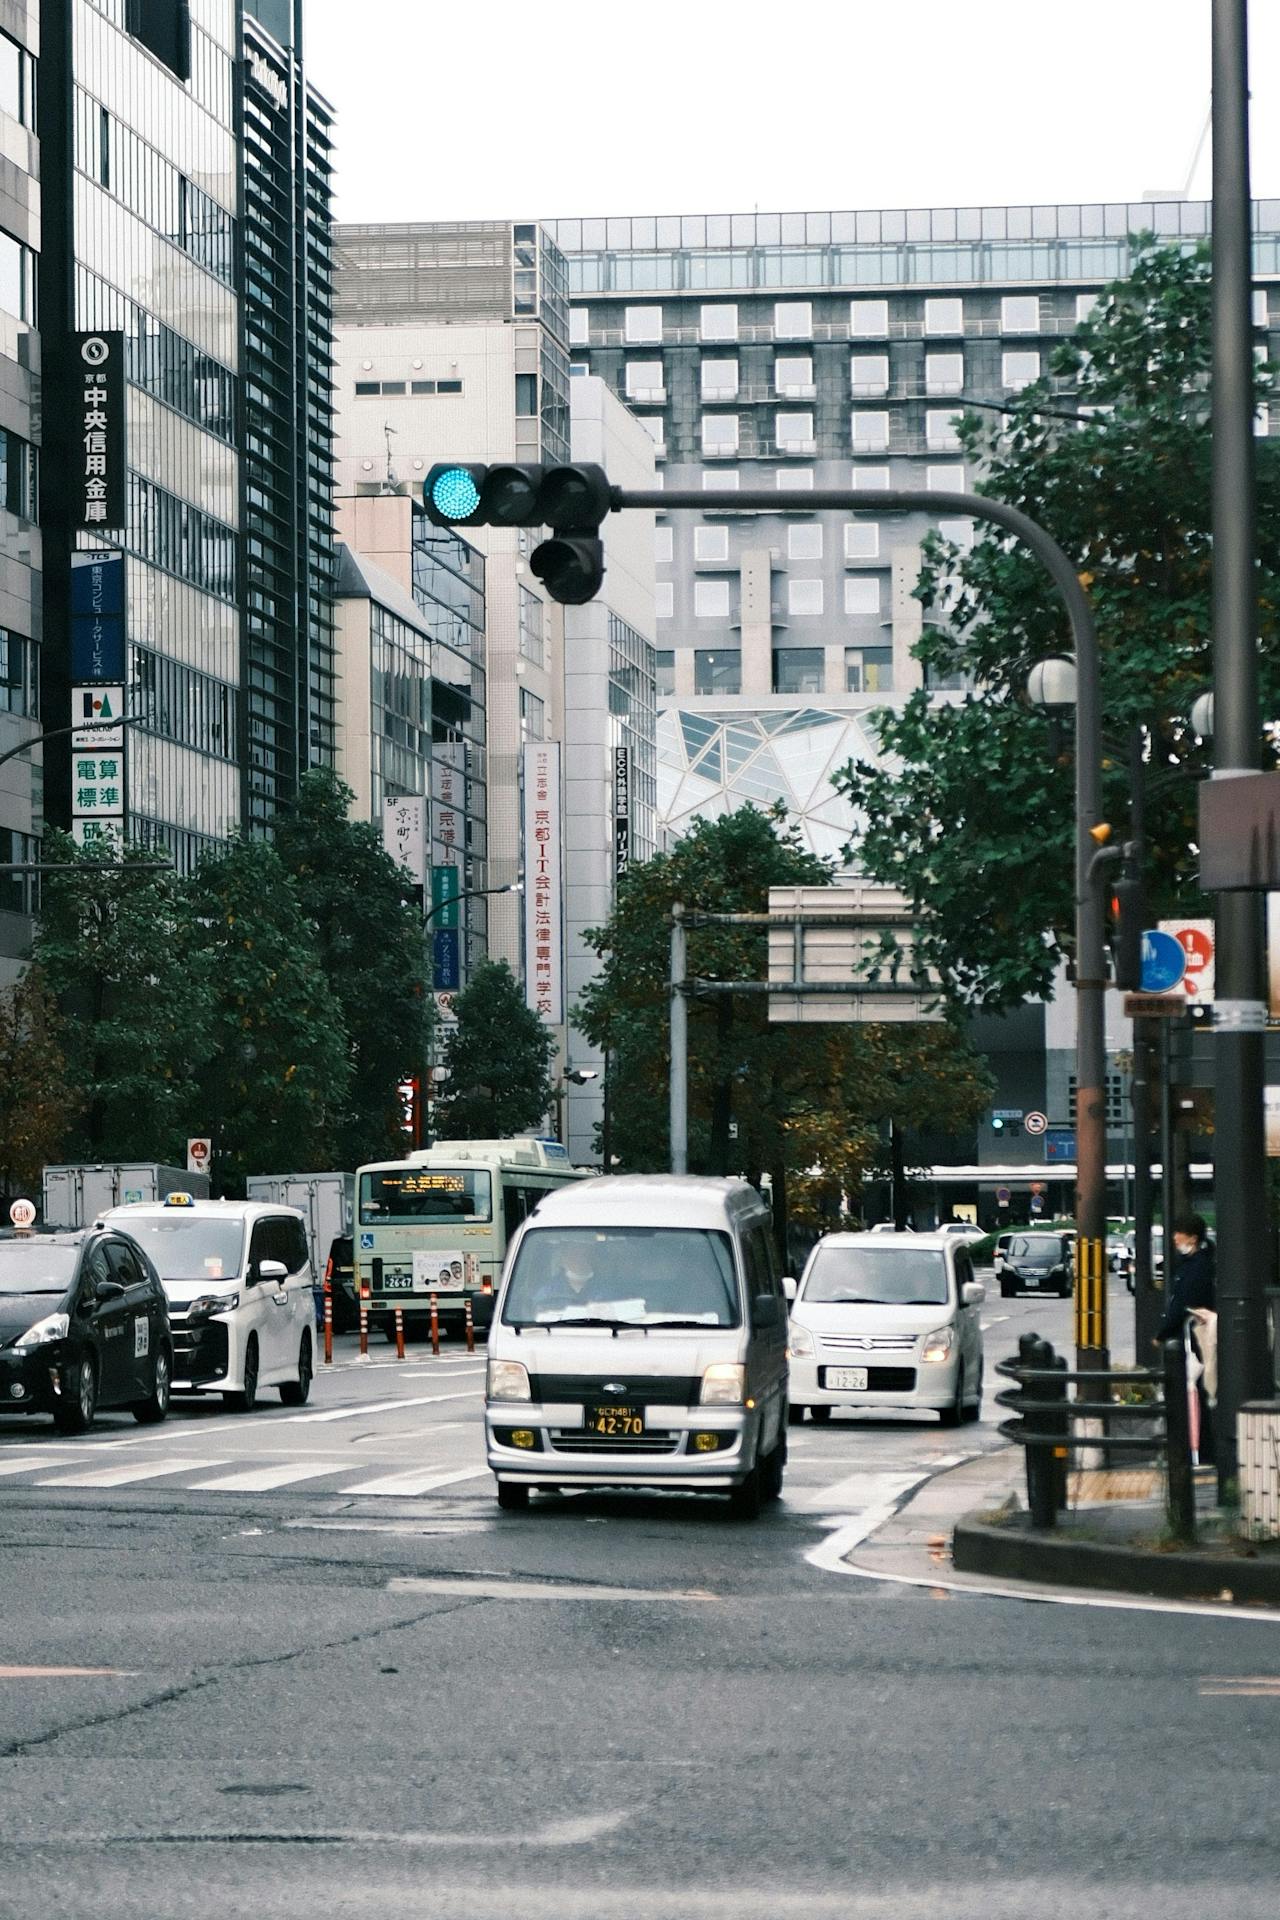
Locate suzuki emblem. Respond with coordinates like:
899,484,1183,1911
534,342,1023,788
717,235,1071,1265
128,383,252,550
603,1381,626,1394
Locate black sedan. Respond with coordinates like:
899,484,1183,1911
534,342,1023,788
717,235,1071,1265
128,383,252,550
997,1230,1074,1299
0,1223,172,1432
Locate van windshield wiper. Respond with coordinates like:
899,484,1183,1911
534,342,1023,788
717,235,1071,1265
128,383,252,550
638,1317,725,1330
511,1315,645,1334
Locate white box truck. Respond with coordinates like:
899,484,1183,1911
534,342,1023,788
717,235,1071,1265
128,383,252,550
245,1172,355,1329
42,1162,210,1228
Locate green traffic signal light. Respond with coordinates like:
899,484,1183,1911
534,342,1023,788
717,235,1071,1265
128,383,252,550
424,463,488,526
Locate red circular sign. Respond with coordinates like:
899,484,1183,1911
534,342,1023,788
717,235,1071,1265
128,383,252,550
1174,926,1213,996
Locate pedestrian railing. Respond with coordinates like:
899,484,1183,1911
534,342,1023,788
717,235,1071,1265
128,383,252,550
995,1332,1195,1541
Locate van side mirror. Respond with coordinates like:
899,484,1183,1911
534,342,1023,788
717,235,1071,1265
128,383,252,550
781,1276,798,1304
752,1293,782,1330
256,1258,289,1285
962,1280,985,1306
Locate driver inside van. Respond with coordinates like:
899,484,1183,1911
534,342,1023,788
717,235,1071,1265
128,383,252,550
531,1243,600,1319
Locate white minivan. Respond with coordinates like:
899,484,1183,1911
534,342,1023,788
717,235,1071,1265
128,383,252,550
484,1176,790,1517
786,1231,985,1426
101,1195,314,1410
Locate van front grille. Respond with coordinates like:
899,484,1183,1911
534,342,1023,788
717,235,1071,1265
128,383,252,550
549,1430,682,1455
533,1375,701,1407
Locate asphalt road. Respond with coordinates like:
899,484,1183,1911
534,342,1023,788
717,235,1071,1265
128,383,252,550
1,1276,1275,1920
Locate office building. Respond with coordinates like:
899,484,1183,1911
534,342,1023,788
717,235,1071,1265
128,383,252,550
0,3,39,987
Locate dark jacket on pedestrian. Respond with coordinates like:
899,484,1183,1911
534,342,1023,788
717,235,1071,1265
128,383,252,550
1157,1242,1216,1342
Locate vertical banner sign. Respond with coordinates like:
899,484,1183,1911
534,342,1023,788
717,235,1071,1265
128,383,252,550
72,332,126,529
69,552,128,848
70,552,126,682
381,794,427,887
432,745,465,991
613,745,631,879
523,741,564,1025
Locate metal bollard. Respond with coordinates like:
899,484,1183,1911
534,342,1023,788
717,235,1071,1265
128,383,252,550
1162,1337,1196,1543
464,1293,475,1354
358,1303,368,1358
394,1306,405,1360
430,1291,440,1356
323,1277,333,1366
1019,1333,1058,1529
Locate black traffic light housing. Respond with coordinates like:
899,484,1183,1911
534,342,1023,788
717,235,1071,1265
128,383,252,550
1109,855,1146,991
422,463,615,604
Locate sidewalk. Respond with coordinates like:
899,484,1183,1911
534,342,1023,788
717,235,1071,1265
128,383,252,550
841,1444,1280,1616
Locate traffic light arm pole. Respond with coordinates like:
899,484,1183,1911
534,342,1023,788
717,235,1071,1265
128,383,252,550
619,486,1107,1367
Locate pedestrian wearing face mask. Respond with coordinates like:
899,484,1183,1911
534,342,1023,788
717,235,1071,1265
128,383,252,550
1157,1212,1216,1465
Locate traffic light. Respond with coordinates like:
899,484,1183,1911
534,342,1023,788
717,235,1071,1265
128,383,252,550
422,462,614,604
1109,860,1145,991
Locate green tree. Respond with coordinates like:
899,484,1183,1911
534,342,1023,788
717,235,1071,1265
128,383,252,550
433,959,555,1139
833,239,1280,1009
0,968,81,1200
273,769,431,1167
187,838,351,1189
33,837,210,1161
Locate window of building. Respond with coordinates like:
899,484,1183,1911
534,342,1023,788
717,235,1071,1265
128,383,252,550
701,357,738,400
655,525,674,564
695,579,731,619
844,575,882,617
702,469,740,491
0,425,37,520
695,526,729,562
624,305,663,344
774,647,824,693
437,379,463,394
1076,293,1099,324
410,380,437,393
0,628,37,717
851,465,890,489
844,521,880,559
775,354,813,393
515,372,538,415
787,578,822,616
927,463,965,491
925,297,964,335
518,585,544,666
936,517,976,552
776,468,814,490
850,299,889,337
851,411,889,451
126,0,192,83
520,686,545,743
927,409,962,450
0,31,36,130
637,415,665,450
0,229,35,325
845,646,893,692
626,360,665,400
775,410,813,450
788,524,823,559
1001,295,1040,333
655,581,674,619
700,304,738,342
569,361,589,378
851,354,889,394
774,301,812,340
1254,289,1270,327
354,380,379,396
656,649,675,695
381,381,406,396
702,414,739,456
925,352,964,394
569,308,590,345
694,649,740,694
1002,350,1041,390
99,105,111,188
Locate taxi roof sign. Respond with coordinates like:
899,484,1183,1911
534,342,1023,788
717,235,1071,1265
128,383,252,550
165,1191,195,1207
9,1198,36,1231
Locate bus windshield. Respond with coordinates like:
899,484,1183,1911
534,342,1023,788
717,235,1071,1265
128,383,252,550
360,1168,493,1226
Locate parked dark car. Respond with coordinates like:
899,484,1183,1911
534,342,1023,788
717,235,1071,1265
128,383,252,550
0,1223,172,1431
998,1230,1074,1299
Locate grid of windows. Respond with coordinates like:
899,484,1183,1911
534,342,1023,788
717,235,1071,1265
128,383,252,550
73,88,235,286
77,266,235,442
608,611,659,864
127,473,235,598
134,646,236,761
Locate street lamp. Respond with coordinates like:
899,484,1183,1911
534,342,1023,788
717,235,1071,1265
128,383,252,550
555,1066,598,1148
422,877,522,931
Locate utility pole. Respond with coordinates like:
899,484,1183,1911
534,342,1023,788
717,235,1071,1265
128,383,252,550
669,903,688,1175
1210,0,1273,1494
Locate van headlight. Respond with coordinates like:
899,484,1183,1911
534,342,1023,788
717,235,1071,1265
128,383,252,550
187,1292,240,1324
787,1322,816,1360
487,1359,531,1402
15,1312,70,1350
700,1362,746,1405
921,1327,955,1364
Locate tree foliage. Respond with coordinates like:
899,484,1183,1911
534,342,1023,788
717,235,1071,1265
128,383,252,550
0,968,80,1201
833,240,1280,1008
274,769,431,1167
433,959,555,1140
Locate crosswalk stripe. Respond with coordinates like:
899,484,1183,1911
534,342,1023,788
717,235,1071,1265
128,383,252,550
285,1388,481,1425
789,1470,922,1513
345,1464,492,1497
36,1457,228,1489
187,1461,349,1493
0,1454,79,1477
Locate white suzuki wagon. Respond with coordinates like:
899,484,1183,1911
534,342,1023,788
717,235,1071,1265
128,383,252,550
101,1195,314,1410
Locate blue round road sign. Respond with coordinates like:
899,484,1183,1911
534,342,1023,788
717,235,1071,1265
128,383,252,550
1140,929,1186,994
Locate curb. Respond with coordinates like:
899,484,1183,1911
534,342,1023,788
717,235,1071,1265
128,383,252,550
953,1514,1280,1608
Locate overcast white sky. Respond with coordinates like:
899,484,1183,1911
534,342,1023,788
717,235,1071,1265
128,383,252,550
305,0,1280,228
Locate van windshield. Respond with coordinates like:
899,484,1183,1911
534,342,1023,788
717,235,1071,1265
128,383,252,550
502,1227,741,1329
115,1217,245,1282
802,1246,949,1307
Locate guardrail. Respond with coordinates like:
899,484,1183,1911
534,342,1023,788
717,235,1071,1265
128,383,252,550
995,1332,1195,1540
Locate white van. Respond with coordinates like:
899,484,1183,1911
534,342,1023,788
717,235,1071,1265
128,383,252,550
484,1176,790,1518
786,1231,985,1426
100,1194,315,1410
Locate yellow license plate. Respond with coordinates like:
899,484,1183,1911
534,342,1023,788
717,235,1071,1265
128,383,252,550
587,1403,645,1437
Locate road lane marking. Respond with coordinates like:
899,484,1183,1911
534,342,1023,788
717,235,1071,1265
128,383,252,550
187,1461,350,1493
35,1457,228,1489
0,1664,138,1678
388,1574,716,1602
790,1470,923,1514
347,1464,492,1496
284,1388,481,1425
1199,1675,1280,1695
